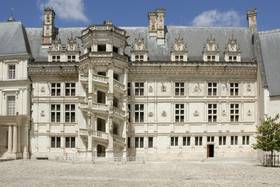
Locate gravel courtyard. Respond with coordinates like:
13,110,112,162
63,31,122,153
0,159,280,187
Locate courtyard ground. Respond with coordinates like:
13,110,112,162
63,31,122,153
0,159,280,187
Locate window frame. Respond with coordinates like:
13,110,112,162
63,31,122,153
51,104,61,123
208,104,217,123
65,104,75,123
175,104,184,123
230,104,239,122
8,64,16,80
134,104,144,123
135,82,144,96
175,82,184,96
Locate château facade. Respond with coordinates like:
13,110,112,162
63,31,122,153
0,8,279,161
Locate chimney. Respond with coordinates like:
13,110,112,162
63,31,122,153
247,8,257,31
42,7,57,47
148,8,166,45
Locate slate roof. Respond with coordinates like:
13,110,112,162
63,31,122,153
124,26,254,62
0,21,30,56
23,25,256,62
259,30,280,96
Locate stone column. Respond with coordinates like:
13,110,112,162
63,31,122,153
8,125,13,153
106,116,114,159
23,125,29,159
17,126,21,153
12,125,17,154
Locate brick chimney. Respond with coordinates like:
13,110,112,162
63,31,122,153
42,7,57,47
148,8,166,45
247,8,257,31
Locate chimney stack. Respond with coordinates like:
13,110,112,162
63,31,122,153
42,7,57,47
148,8,166,45
247,8,257,31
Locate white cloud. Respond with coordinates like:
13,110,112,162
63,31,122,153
39,0,89,22
192,10,242,27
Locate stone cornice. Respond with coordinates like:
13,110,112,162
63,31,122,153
28,62,78,81
0,53,31,61
129,62,257,79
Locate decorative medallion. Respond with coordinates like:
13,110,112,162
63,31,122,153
40,110,45,117
148,112,153,117
41,87,45,93
193,110,199,117
161,111,167,117
149,86,153,93
247,84,252,92
161,84,166,92
222,110,227,117
247,110,252,116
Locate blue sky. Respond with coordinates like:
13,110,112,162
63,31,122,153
0,0,279,31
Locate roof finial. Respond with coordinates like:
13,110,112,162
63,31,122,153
7,8,16,22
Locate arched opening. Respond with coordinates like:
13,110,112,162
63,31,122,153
97,144,106,157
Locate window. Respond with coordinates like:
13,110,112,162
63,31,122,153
135,104,144,123
97,45,106,52
135,55,144,62
128,104,131,122
113,73,119,81
230,83,239,96
113,123,118,135
65,137,75,148
135,82,144,96
50,137,61,148
7,96,16,116
207,136,214,143
219,136,226,145
51,104,61,123
242,136,250,145
229,56,237,62
212,56,215,60
65,83,76,96
208,82,217,96
65,104,75,123
51,83,61,96
195,136,203,146
97,72,106,76
97,91,106,104
207,55,216,61
127,82,131,96
52,56,60,62
127,137,131,148
208,104,217,123
67,55,76,62
175,104,184,123
183,136,190,146
175,82,184,96
135,137,144,148
230,104,239,122
113,97,119,108
170,137,178,146
113,46,119,53
97,118,106,132
230,136,238,145
148,137,153,148
8,65,16,79
175,55,184,61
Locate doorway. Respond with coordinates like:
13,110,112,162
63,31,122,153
207,144,214,158
97,144,106,157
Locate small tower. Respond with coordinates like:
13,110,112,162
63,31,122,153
247,9,257,32
148,8,166,45
42,7,57,47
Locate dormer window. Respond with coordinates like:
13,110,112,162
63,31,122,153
52,55,60,62
113,46,119,53
224,35,241,62
98,45,106,52
203,35,220,62
135,55,144,62
131,36,148,62
68,55,76,62
171,37,187,62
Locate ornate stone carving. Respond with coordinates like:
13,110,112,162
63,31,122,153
161,84,166,92
222,109,227,117
148,112,153,117
149,86,153,93
161,111,167,117
40,87,45,93
247,84,252,92
40,110,45,117
193,110,199,117
247,110,252,116
194,83,201,93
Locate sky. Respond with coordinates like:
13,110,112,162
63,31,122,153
0,0,279,31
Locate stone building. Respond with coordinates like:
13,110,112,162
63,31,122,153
0,8,278,161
